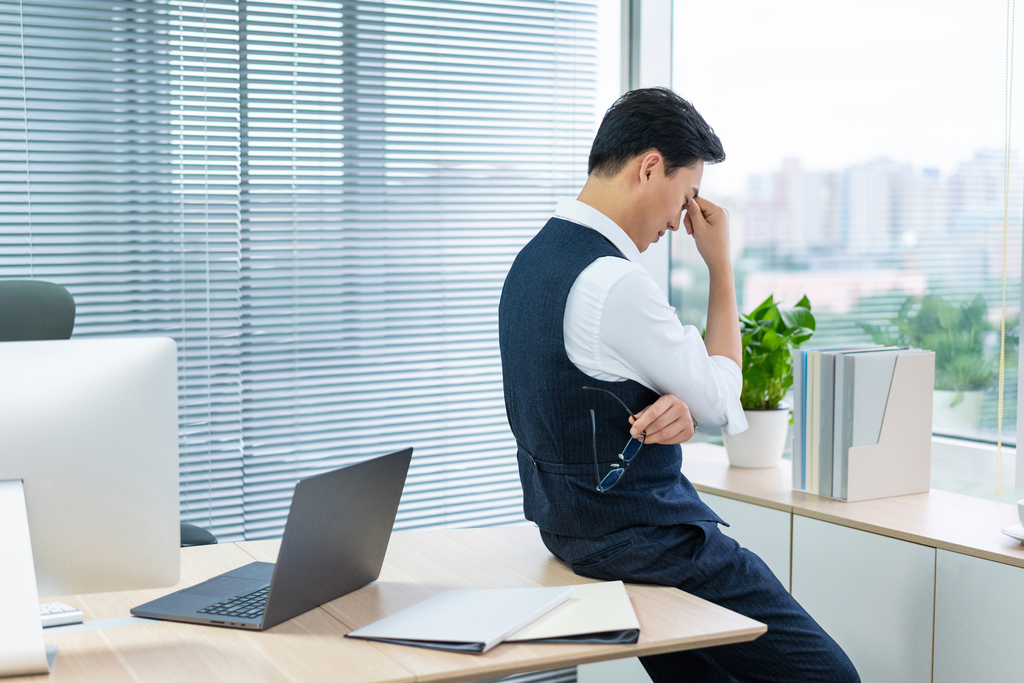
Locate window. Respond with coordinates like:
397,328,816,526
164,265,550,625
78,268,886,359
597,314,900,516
0,0,606,541
670,0,1022,500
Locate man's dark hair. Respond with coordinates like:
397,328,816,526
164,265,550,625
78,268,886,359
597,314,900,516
588,87,725,177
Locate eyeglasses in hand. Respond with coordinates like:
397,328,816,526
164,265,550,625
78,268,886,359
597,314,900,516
583,386,645,493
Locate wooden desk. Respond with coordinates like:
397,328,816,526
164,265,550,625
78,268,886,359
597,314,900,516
23,526,765,683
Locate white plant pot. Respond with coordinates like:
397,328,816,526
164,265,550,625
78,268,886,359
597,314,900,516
932,389,984,435
722,406,791,469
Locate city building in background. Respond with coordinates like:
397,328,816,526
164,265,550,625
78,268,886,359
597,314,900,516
672,149,1021,444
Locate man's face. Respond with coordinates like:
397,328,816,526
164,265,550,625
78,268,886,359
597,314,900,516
639,159,703,252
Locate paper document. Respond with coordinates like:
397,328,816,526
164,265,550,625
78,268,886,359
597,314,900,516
505,581,640,644
345,585,573,654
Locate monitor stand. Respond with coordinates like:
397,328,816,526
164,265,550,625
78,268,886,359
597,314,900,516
0,480,52,677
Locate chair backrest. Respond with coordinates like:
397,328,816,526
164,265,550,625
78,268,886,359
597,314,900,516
0,280,75,342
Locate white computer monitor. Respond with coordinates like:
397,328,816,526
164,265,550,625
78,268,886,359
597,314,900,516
0,337,181,677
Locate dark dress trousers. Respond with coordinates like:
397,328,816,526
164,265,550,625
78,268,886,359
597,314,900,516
498,217,859,683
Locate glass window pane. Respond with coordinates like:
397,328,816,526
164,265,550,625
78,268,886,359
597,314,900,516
671,0,1021,450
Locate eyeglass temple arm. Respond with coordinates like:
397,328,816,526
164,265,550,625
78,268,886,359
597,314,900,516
590,409,603,489
582,385,643,429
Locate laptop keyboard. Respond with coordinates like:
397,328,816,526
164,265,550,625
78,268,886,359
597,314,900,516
197,585,270,621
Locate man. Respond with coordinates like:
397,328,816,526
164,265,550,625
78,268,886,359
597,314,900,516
498,88,859,683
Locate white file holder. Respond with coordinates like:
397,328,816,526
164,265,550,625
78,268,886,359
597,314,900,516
0,479,52,677
844,351,934,502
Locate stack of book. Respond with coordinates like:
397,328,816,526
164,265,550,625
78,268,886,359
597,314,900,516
792,345,935,502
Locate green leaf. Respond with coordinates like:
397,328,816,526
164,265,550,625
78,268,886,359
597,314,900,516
761,328,783,351
781,306,815,332
791,328,814,347
749,295,775,320
738,292,815,407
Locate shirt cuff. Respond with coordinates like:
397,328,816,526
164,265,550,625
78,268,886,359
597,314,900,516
721,400,748,436
709,355,748,436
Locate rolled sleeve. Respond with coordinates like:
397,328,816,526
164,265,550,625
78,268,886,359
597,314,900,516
709,355,748,435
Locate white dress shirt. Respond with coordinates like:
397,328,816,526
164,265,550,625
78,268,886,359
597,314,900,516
555,198,748,436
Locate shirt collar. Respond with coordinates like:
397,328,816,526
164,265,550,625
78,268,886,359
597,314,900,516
553,197,641,263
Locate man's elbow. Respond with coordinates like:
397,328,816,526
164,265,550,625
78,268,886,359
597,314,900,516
689,394,735,430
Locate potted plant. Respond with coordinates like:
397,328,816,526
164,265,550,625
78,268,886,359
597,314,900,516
723,294,815,468
858,295,1017,434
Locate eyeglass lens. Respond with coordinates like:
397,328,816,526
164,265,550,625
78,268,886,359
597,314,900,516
621,436,643,463
599,467,624,491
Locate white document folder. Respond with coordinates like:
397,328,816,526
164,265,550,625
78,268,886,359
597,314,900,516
505,581,640,644
345,585,573,654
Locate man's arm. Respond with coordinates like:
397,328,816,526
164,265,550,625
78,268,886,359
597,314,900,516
590,266,747,444
622,196,746,444
684,196,741,367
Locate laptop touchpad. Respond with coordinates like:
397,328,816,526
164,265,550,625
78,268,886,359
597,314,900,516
183,576,264,598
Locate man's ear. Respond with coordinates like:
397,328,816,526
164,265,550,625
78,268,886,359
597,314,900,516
637,152,661,190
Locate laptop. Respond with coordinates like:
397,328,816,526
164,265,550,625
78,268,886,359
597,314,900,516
131,448,412,631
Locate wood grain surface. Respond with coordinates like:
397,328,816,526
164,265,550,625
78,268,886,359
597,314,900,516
15,526,765,683
238,527,766,683
681,442,1024,569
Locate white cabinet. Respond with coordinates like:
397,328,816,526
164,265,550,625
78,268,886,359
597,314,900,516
577,657,652,683
701,493,792,591
791,515,935,683
933,549,1024,683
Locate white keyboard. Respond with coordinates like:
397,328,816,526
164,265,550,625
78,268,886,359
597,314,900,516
39,602,84,628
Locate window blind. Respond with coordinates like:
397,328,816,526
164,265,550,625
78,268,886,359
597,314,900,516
0,0,245,533
0,0,598,541
237,0,596,538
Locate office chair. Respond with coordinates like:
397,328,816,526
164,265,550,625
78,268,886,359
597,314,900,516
0,279,75,341
0,279,217,548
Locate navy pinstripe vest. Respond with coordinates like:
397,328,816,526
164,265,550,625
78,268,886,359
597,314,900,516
499,217,723,537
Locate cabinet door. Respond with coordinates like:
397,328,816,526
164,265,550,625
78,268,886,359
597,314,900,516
701,493,792,590
791,516,935,683
577,658,652,683
934,549,1024,683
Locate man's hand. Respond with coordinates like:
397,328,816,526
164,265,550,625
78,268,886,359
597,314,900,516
685,195,742,366
628,394,696,446
683,196,731,273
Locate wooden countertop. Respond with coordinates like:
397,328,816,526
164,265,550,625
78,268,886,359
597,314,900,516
681,443,1024,570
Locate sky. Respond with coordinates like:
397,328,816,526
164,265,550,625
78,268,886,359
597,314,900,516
670,0,1024,197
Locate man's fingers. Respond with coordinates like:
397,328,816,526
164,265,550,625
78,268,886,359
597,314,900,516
645,419,693,445
640,404,685,436
692,196,724,224
685,198,710,235
630,395,689,436
628,395,695,445
629,402,662,437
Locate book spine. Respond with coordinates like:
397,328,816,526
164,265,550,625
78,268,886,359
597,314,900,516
838,355,857,500
808,352,818,495
792,349,804,490
802,350,808,489
819,353,835,498
832,353,845,498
